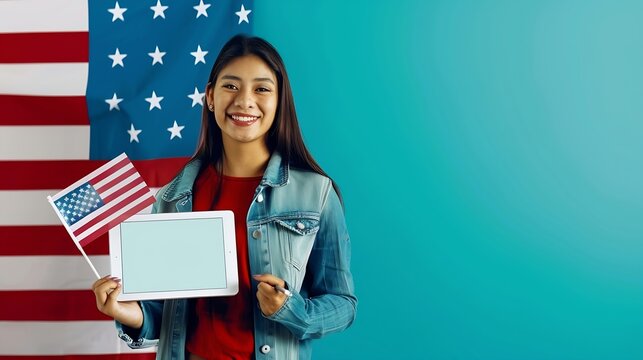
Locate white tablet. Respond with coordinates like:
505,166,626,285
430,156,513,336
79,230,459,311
109,211,238,301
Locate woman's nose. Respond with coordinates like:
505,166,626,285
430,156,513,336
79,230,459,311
234,90,255,108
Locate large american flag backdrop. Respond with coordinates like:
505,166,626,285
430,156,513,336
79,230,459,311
0,0,252,358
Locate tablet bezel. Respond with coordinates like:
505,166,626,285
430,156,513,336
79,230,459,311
109,210,238,301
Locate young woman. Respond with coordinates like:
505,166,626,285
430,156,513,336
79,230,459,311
92,34,357,360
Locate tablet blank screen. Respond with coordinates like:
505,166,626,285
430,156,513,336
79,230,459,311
119,217,227,294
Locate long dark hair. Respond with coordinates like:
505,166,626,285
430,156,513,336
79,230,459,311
191,34,341,200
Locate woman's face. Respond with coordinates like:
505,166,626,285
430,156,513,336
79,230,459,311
207,54,278,147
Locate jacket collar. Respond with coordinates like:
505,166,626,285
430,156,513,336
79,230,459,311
160,159,201,202
161,152,289,202
260,151,289,188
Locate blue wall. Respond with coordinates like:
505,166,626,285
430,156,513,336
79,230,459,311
255,1,643,358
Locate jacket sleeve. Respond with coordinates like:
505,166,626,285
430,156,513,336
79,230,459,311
115,300,164,348
267,186,357,339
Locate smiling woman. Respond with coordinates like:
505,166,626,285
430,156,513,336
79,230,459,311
90,34,357,360
208,54,278,157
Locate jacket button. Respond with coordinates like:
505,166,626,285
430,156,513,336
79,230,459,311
252,229,262,239
256,193,264,203
296,221,305,230
260,344,271,354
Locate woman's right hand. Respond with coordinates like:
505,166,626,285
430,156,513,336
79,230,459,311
91,275,143,329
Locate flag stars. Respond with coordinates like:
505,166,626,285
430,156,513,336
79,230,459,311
190,45,208,65
108,1,127,22
148,46,167,65
236,4,251,24
109,48,127,68
188,87,205,107
105,93,123,111
150,0,169,19
167,121,185,140
194,0,211,18
128,124,142,143
98,3,257,152
145,91,164,110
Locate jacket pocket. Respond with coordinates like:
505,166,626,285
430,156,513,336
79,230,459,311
274,215,319,271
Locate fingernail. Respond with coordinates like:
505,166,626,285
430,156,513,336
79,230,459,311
252,274,261,279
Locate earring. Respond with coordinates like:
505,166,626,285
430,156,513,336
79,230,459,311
208,104,214,111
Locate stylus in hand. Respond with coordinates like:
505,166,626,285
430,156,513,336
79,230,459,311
274,285,292,297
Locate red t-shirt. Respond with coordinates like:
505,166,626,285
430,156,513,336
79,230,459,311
186,165,261,359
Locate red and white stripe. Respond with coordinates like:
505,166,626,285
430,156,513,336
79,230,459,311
0,1,186,358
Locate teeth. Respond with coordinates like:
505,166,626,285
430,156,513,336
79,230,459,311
231,115,258,122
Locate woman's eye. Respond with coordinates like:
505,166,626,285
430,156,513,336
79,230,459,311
256,87,271,93
223,84,237,90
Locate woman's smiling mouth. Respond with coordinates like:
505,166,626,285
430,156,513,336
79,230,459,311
228,113,259,127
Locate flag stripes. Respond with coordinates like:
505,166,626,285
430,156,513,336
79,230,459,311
94,164,137,196
0,321,156,355
101,173,141,202
0,0,88,33
0,95,89,125
0,190,71,226
0,159,186,189
0,255,109,290
0,226,108,256
0,32,88,63
0,290,111,321
0,126,90,160
0,63,88,96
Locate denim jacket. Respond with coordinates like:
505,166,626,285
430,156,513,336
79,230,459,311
116,152,357,359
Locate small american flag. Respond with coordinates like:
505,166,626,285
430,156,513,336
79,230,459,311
48,153,155,249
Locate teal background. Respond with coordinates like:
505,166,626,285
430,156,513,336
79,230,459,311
254,1,642,359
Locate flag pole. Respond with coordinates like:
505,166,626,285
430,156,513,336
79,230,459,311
47,196,101,279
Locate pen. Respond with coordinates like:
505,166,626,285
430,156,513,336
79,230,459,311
274,285,292,297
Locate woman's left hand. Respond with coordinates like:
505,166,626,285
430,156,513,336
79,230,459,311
253,274,288,316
